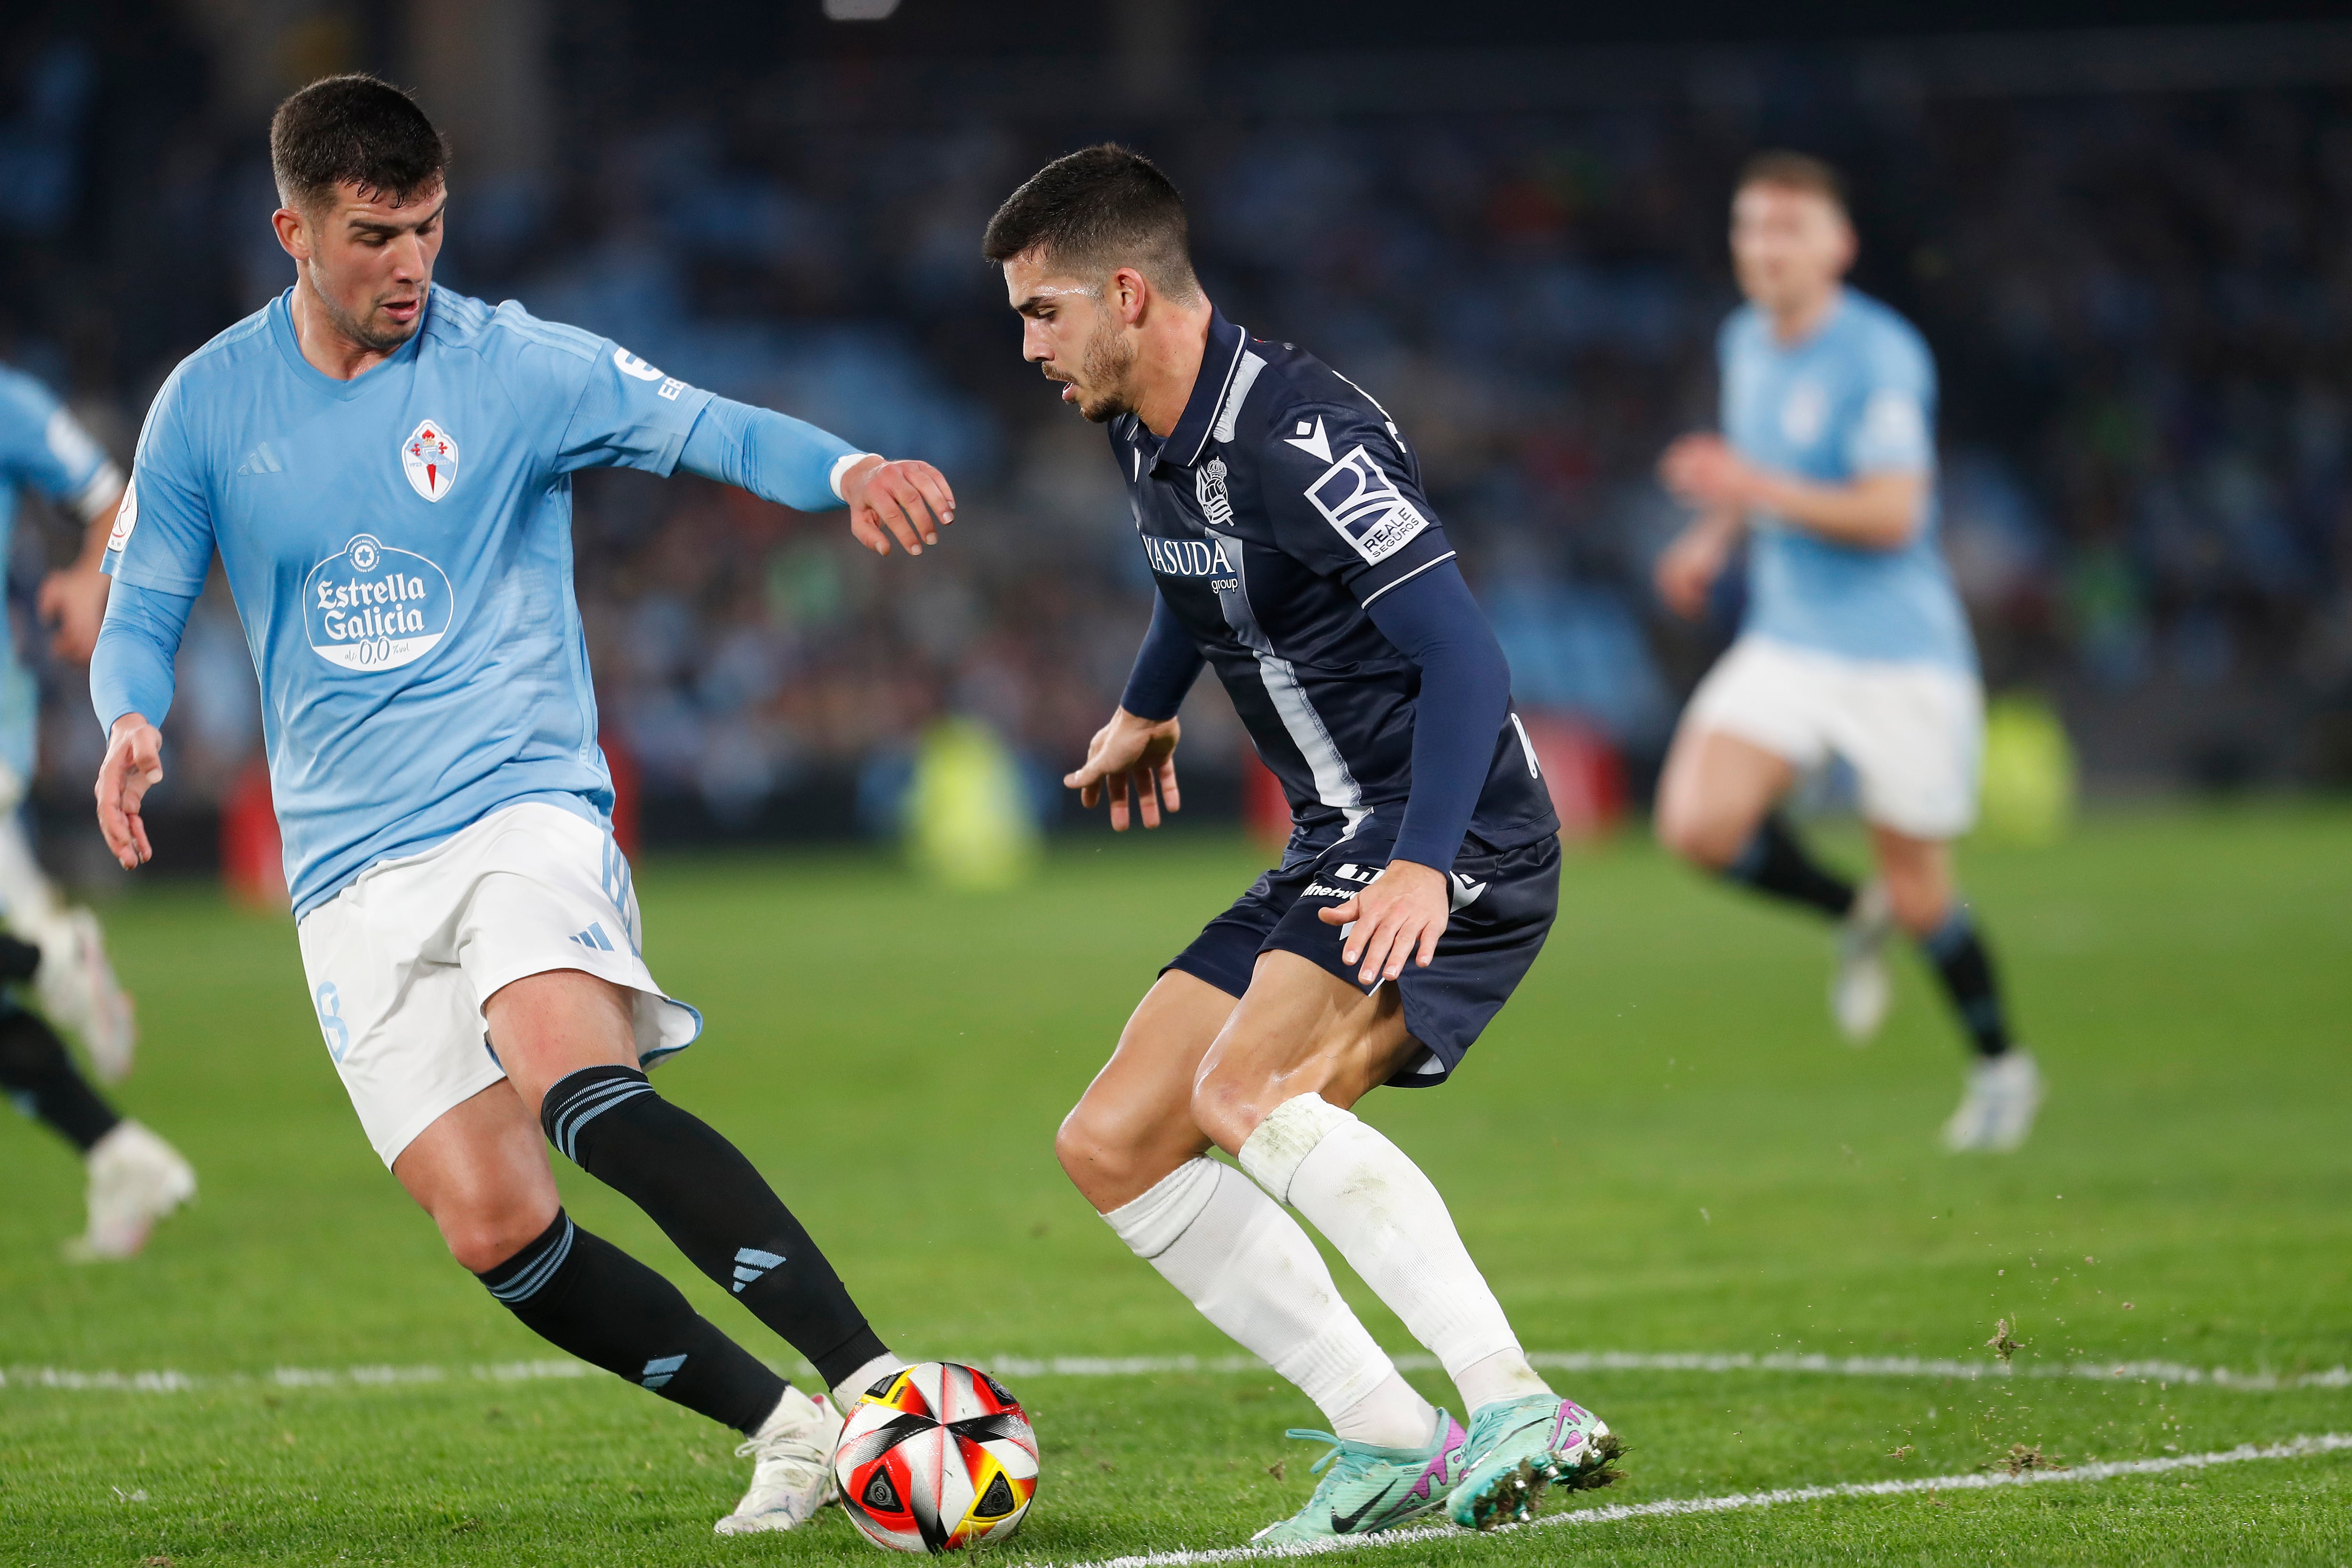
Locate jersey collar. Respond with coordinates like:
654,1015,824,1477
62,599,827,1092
1151,310,1248,475
267,286,428,400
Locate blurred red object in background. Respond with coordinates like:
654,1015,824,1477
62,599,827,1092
220,757,285,907
1517,712,1625,845
602,727,641,859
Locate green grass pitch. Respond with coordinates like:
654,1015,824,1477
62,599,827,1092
4,805,2349,1564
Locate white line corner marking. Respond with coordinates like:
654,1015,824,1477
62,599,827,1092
1018,1434,2352,1568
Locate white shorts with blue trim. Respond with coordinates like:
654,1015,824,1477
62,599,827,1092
1686,635,1984,841
295,802,701,1167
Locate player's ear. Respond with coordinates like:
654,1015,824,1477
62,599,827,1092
271,206,310,263
1110,267,1149,326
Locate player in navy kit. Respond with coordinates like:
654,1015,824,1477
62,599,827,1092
985,146,1620,1544
87,77,956,1534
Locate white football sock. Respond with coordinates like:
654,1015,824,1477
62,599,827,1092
1453,1346,1552,1413
1240,1094,1552,1414
1105,1157,1432,1448
829,1351,908,1412
0,813,64,937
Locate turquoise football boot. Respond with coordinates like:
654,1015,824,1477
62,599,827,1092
1445,1394,1624,1530
1251,1413,1469,1545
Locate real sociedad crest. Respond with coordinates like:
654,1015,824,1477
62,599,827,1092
401,418,460,502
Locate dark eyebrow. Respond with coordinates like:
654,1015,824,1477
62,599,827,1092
348,196,447,237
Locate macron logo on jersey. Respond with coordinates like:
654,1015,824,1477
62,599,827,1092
1304,444,1430,566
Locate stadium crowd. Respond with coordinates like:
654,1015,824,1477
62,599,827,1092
7,27,2352,837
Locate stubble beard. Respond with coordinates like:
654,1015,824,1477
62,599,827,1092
311,259,426,355
1072,316,1138,424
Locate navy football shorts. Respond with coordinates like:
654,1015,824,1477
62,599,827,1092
1164,812,1561,1088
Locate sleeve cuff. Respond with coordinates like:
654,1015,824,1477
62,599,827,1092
830,452,881,501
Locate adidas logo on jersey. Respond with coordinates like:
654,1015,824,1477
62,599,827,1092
569,923,617,952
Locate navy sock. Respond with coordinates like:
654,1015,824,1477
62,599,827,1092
476,1210,787,1434
543,1066,889,1389
0,1004,120,1152
1921,907,2012,1058
1722,812,1856,919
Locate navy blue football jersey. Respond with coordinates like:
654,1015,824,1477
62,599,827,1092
1114,313,1557,853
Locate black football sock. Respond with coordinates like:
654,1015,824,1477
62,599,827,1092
0,931,40,982
1721,812,1857,919
1920,906,2012,1059
476,1209,787,1434
543,1066,890,1389
0,1004,121,1153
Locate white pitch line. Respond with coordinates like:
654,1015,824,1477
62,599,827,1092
6,1349,2347,1396
1010,1433,2352,1568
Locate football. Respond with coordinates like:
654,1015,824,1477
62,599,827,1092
834,1361,1039,1552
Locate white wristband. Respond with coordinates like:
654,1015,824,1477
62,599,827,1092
830,452,882,502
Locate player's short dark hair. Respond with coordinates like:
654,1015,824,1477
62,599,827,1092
1738,150,1848,216
982,144,1201,302
270,74,448,214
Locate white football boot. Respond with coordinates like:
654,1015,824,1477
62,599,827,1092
72,1120,196,1260
1942,1050,2044,1152
35,908,136,1083
714,1385,843,1535
1830,879,1895,1044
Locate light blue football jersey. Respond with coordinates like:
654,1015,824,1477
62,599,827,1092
1719,288,1975,671
0,364,118,782
105,287,716,916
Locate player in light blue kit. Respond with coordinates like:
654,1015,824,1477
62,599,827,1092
1652,152,2040,1151
0,363,192,1257
88,77,954,1534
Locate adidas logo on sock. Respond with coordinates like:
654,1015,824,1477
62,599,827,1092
731,1246,786,1295
640,1353,686,1391
569,923,616,952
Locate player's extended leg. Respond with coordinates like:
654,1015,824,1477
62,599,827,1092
1059,969,1439,1440
1659,724,1897,1040
1192,953,1620,1531
490,970,902,1409
0,936,190,1258
0,813,135,1080
394,1072,843,1535
1872,828,2041,1151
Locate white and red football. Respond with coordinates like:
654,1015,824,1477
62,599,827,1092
834,1361,1038,1553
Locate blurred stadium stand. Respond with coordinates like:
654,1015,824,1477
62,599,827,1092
8,0,2352,869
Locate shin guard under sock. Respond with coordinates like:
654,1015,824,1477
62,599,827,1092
0,1005,119,1152
542,1066,887,1388
1922,907,2013,1058
476,1210,785,1433
1724,812,1856,919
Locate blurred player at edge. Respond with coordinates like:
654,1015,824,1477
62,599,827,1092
1652,151,2041,1152
87,77,954,1535
0,361,191,1258
986,146,1621,1544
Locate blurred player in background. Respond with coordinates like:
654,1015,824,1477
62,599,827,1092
1652,151,2041,1152
0,360,191,1258
88,76,956,1535
990,146,1621,1545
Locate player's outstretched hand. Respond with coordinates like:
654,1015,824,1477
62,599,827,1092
1319,860,1451,986
95,714,164,870
842,457,955,557
1658,431,1752,510
39,565,110,664
1654,521,1734,620
1064,708,1182,831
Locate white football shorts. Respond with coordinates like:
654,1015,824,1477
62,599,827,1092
295,802,701,1167
1685,634,1984,840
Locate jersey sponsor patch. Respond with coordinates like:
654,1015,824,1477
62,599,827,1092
1142,533,1239,581
1303,444,1430,565
401,419,460,502
106,476,138,554
303,533,454,671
